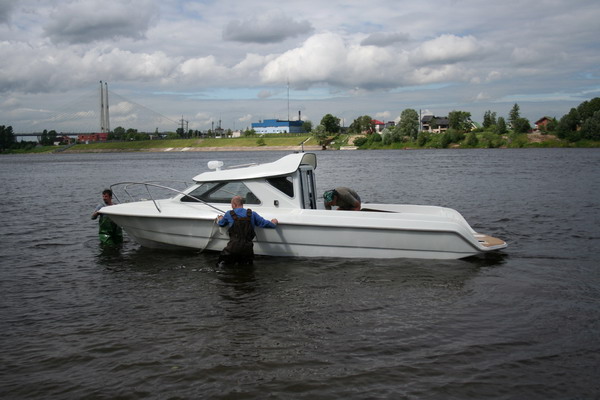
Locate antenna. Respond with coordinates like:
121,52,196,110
99,81,105,133
104,82,110,133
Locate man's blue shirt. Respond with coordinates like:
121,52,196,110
218,207,276,229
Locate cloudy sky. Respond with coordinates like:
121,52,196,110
1,0,599,133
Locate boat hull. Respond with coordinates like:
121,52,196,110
104,203,506,260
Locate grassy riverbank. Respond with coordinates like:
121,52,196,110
353,133,600,150
4,132,599,154
8,136,317,154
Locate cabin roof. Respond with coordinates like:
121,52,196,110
193,152,317,182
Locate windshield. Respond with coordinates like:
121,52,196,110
181,182,261,204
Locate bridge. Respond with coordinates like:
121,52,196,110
14,82,180,136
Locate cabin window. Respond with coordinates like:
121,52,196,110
181,182,261,204
267,176,294,197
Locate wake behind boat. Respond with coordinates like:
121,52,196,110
100,152,507,260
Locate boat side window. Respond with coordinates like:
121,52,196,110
181,182,261,204
267,176,294,197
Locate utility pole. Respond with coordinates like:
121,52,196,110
180,116,188,137
99,81,110,133
104,82,110,133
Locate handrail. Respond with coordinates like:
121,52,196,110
109,181,226,214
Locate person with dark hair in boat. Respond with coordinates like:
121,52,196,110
91,189,123,245
323,187,361,211
216,195,278,266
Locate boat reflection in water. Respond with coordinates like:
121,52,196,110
100,152,507,260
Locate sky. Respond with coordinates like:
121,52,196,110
1,0,600,133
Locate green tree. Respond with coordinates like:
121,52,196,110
0,125,16,151
397,109,419,140
349,115,374,135
448,110,472,131
465,132,479,147
320,114,341,134
447,128,465,143
302,120,313,133
440,132,451,148
482,132,503,148
580,110,600,140
313,124,329,146
353,136,368,147
40,129,48,145
556,108,579,140
577,97,600,121
39,129,57,146
382,131,392,145
509,103,521,129
495,117,508,135
109,126,125,140
417,131,430,147
513,118,531,134
368,132,382,143
482,110,497,129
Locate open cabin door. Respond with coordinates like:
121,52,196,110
298,165,317,209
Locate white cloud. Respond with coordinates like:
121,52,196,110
1,0,600,131
413,34,481,65
510,47,540,66
360,32,410,47
176,56,228,83
375,111,391,120
261,32,408,89
44,0,159,44
223,11,313,44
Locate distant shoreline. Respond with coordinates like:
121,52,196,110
58,145,324,153
3,132,600,155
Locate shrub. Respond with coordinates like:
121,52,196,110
465,132,479,147
382,133,392,145
417,132,430,147
353,136,368,146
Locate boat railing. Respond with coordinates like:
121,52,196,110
109,181,226,214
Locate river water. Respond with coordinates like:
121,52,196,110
1,148,599,399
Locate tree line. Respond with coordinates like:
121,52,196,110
2,97,599,153
308,97,600,148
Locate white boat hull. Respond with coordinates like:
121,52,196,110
103,201,506,260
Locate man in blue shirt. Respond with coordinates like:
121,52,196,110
216,195,278,265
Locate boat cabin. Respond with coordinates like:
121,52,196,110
181,153,319,210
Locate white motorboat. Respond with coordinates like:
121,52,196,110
100,152,507,259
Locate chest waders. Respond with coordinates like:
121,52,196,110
98,215,123,246
219,209,256,265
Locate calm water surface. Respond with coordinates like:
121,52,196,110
1,149,599,399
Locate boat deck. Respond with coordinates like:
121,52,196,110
475,234,506,247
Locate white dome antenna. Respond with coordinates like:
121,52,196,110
207,160,224,171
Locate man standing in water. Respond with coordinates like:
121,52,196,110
91,189,123,245
216,195,278,266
